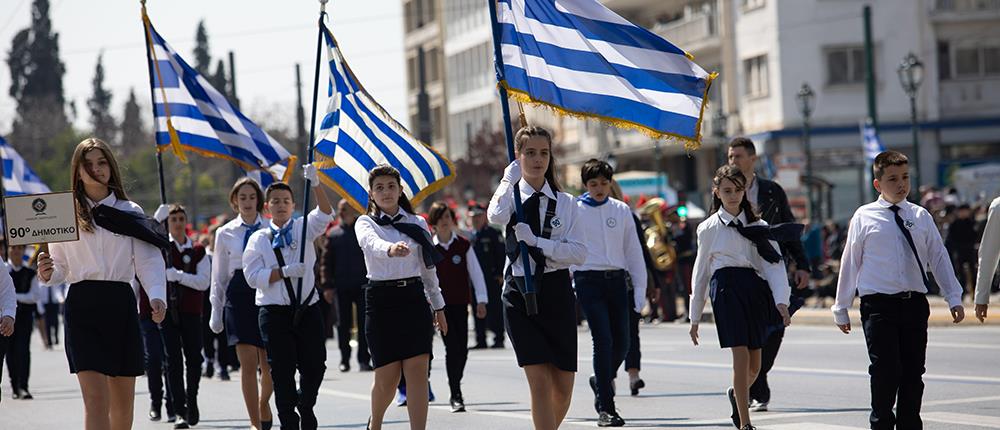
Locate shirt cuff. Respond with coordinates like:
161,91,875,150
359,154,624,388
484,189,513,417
945,295,964,310
536,238,555,256
833,308,850,326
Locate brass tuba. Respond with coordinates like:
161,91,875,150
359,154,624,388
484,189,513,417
639,198,676,271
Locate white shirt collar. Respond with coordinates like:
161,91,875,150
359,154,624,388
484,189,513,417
239,215,264,229
433,231,456,247
716,209,748,225
377,208,412,221
269,217,294,231
171,234,193,251
875,196,908,209
517,180,557,202
7,260,23,271
86,192,117,208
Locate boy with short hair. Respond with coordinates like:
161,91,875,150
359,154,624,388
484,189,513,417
833,150,965,430
571,159,647,427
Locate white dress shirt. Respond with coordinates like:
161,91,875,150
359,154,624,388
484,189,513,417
0,262,16,320
833,197,964,325
571,198,648,313
355,209,446,310
975,197,1000,306
170,235,211,292
689,210,790,323
244,208,333,306
38,283,65,305
44,193,166,304
487,179,587,276
10,262,41,304
434,231,489,304
210,215,265,319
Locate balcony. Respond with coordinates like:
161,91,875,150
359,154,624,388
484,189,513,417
651,12,720,55
931,0,1000,21
938,77,1000,117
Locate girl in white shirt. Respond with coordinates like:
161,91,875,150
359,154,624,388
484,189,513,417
487,126,586,430
688,165,792,430
37,137,167,430
355,164,448,430
208,177,274,430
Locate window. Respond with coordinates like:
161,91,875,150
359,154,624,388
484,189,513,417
427,47,440,83
956,47,980,77
984,47,1000,74
407,55,418,90
948,44,1000,79
743,55,768,98
404,1,414,33
938,41,951,81
825,46,866,85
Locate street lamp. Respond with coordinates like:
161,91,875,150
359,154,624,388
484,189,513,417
712,108,728,166
898,52,924,190
796,82,816,221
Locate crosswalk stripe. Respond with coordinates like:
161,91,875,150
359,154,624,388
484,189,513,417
923,412,1000,428
762,424,866,430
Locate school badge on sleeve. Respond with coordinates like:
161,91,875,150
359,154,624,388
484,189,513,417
550,217,563,229
606,218,617,228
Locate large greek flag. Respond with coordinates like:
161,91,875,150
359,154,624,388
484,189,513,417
313,21,454,212
142,13,295,183
0,136,51,196
497,0,715,147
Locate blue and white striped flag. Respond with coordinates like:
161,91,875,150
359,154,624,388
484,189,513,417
142,12,295,183
313,21,455,212
861,122,885,163
0,136,51,196
497,0,716,147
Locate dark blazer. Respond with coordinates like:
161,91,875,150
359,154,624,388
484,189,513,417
755,177,810,273
322,222,368,291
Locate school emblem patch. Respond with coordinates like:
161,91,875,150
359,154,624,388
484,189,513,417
182,255,191,264
452,254,462,265
290,241,298,250
550,217,563,229
606,217,617,228
904,219,915,229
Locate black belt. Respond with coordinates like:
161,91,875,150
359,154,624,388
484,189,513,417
574,269,626,279
369,277,422,288
868,291,925,300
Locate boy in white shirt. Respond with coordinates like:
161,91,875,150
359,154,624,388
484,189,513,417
833,150,965,430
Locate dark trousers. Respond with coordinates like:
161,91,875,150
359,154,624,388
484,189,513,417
260,303,327,430
861,293,929,430
140,317,173,415
624,293,641,371
6,303,34,392
474,280,504,346
749,328,783,403
441,304,470,396
336,287,370,366
0,335,7,397
160,313,204,417
575,272,630,413
43,303,60,346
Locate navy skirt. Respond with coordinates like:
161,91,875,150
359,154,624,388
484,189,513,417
503,269,578,372
225,270,264,347
64,281,144,376
710,267,783,349
365,281,434,368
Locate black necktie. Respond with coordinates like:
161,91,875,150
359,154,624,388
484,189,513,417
726,217,803,264
505,192,548,276
889,205,930,285
374,213,443,268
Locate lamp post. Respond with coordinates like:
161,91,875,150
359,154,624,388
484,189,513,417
712,108,728,166
796,83,816,222
898,52,924,190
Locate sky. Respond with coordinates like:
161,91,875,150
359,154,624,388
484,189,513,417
0,0,409,137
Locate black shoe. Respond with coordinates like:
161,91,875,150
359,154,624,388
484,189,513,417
167,413,177,423
588,375,600,413
173,416,190,429
186,399,199,425
366,417,371,430
19,389,32,400
597,411,625,427
470,343,488,350
450,395,466,413
339,362,350,372
740,425,756,430
203,363,214,379
630,379,645,396
11,389,21,400
218,369,230,381
490,341,505,349
149,406,162,421
359,362,374,372
727,387,739,428
261,420,272,430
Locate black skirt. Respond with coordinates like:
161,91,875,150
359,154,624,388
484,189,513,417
503,269,577,372
365,281,433,368
709,267,784,349
64,280,144,376
225,270,264,347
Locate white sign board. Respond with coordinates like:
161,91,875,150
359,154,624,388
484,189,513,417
4,192,80,246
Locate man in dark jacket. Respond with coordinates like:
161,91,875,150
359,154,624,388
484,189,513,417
468,202,506,348
728,137,812,412
322,200,372,372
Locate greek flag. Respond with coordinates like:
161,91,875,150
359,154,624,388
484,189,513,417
142,13,295,182
861,122,885,162
496,0,716,147
313,21,454,212
0,136,51,196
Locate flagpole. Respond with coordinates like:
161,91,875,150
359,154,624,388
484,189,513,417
0,147,10,259
295,0,328,296
140,0,169,206
488,0,538,315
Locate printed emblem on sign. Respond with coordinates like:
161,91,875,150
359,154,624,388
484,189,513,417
32,198,46,214
550,217,563,229
606,217,617,228
904,219,915,229
182,255,191,264
452,255,462,264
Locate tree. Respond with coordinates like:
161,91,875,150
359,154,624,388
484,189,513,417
119,87,151,155
193,20,211,76
210,59,228,99
88,53,116,142
6,0,68,158
451,123,509,202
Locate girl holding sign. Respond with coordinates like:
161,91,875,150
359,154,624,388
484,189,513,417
37,138,168,430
